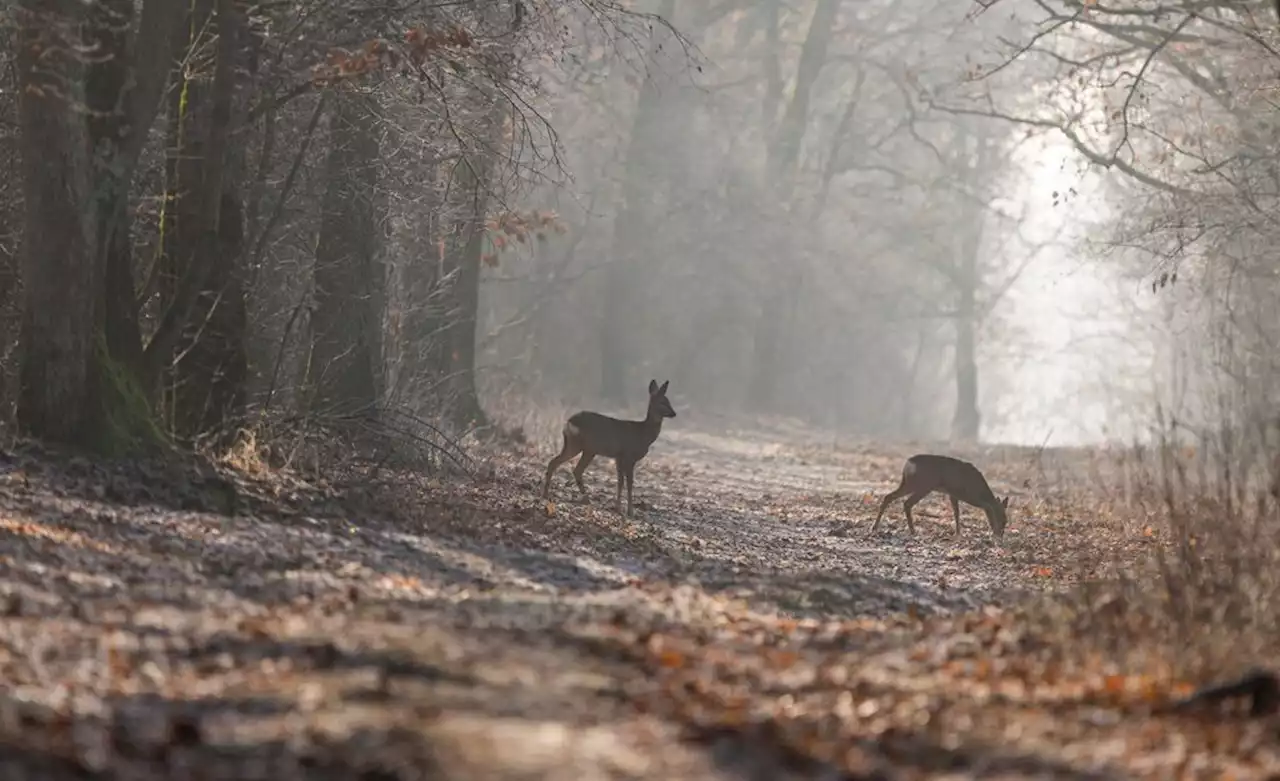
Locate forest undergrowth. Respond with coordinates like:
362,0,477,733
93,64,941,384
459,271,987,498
0,410,1274,780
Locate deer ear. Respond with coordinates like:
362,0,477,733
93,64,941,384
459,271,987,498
1001,496,1010,508
659,380,669,395
648,379,658,395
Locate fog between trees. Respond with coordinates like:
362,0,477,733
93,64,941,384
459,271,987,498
3,0,1277,454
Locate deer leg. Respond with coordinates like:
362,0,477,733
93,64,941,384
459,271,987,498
950,496,962,536
614,460,626,515
572,451,596,496
543,436,582,498
869,486,909,535
625,465,635,518
901,491,929,535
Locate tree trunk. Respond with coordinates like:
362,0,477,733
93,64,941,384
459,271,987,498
761,0,783,135
750,0,842,413
308,92,382,416
244,95,326,411
85,0,184,384
172,13,257,441
150,0,239,438
176,189,249,437
439,102,506,427
437,1,529,427
598,239,635,404
952,269,980,442
395,158,443,408
766,0,841,198
443,166,488,427
947,126,998,444
86,0,143,377
898,323,931,438
14,0,100,443
600,0,676,404
748,297,782,411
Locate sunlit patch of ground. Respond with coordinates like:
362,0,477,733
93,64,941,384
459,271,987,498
0,425,1258,779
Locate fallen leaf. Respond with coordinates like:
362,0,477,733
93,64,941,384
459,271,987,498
657,650,685,668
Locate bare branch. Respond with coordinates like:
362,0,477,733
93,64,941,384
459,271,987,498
925,98,1199,197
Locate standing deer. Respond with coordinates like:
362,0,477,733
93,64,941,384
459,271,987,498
868,454,1009,539
542,379,677,518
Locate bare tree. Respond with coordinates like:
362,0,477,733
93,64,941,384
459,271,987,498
308,91,383,416
152,0,242,438
14,1,100,443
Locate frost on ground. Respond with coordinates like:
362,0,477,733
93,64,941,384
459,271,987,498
0,419,1268,780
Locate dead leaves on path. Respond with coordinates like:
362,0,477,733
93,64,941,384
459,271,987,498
511,433,1279,775
577,601,1279,779
0,425,1271,778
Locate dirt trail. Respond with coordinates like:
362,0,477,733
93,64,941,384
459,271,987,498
638,427,1037,609
0,423,1252,780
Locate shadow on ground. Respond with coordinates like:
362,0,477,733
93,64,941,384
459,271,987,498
698,722,1122,781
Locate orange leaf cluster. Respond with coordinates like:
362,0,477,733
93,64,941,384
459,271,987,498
311,40,397,85
404,25,474,64
481,210,569,266
311,25,474,86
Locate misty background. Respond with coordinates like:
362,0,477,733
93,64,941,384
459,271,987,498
6,0,1277,458
470,0,1253,450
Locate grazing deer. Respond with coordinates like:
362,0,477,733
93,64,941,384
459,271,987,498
542,379,677,518
868,454,1009,539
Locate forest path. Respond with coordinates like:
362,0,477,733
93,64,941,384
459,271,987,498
533,423,1065,620
0,422,1242,780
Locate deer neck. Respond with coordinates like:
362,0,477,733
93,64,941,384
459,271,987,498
643,409,664,441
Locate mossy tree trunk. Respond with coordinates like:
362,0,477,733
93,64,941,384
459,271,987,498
85,0,184,385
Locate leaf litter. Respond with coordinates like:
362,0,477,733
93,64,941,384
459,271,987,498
0,424,1269,779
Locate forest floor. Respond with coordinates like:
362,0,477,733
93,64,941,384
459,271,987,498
0,412,1272,780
